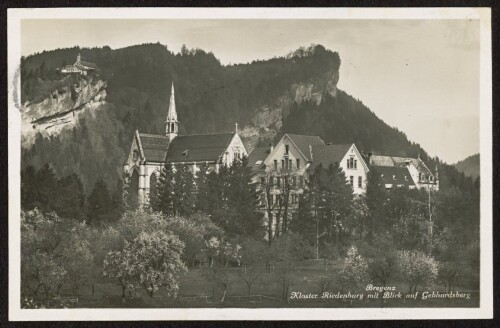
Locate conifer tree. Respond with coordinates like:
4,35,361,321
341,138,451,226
227,157,262,236
53,173,86,220
87,179,113,225
195,162,211,213
156,162,175,216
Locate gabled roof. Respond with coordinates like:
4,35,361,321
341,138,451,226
370,155,433,176
308,144,352,171
165,132,235,163
137,133,170,163
286,134,325,162
247,147,271,171
374,166,415,188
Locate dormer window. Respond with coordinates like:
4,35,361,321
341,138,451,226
404,176,408,181
182,150,190,157
255,160,263,166
393,175,396,180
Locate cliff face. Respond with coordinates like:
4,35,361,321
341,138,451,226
240,68,339,149
21,76,107,147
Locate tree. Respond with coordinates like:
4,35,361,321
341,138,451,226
202,238,241,302
172,165,196,217
364,167,387,239
338,246,369,292
128,231,187,298
237,238,266,296
227,157,263,236
293,163,354,257
155,162,175,215
103,247,136,303
396,250,438,294
87,179,113,225
53,173,86,220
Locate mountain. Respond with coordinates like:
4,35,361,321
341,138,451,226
20,43,474,193
454,154,480,180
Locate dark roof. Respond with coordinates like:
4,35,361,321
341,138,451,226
286,134,325,161
138,133,170,163
247,147,271,171
308,144,352,171
369,155,433,176
165,132,235,163
374,166,415,188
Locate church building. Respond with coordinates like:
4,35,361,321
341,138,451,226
123,83,247,207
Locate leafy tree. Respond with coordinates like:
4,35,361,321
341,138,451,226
396,250,439,293
338,246,369,292
202,237,241,302
237,238,267,296
128,231,187,298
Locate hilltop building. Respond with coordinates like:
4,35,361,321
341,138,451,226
60,53,98,76
124,83,247,207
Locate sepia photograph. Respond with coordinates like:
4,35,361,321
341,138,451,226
7,7,493,321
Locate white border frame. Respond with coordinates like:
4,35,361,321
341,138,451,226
7,7,493,321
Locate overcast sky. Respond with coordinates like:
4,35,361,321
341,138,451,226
21,19,479,163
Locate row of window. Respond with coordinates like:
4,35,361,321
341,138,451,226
273,158,301,170
261,176,304,188
349,176,363,188
261,193,300,206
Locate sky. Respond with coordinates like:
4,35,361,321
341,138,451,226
21,19,480,164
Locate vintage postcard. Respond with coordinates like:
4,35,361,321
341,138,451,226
7,7,492,320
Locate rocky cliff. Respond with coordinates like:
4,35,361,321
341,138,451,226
21,76,107,147
240,68,340,149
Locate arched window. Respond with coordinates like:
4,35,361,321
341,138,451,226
150,173,158,200
128,169,140,209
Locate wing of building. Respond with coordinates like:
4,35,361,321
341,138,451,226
123,82,247,206
366,154,439,191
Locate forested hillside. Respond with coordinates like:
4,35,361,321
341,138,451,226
454,154,480,180
20,43,475,193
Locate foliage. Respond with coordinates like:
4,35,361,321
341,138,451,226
338,246,369,292
396,250,439,293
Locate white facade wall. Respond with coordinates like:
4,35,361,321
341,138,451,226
339,145,369,195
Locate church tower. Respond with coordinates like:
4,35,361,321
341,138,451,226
165,82,179,142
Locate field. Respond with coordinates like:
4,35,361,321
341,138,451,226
57,259,478,308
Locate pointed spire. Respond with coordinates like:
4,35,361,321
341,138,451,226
235,122,238,133
166,82,178,123
165,82,179,140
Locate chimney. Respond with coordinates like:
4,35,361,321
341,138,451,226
368,152,373,165
269,143,274,152
309,145,314,161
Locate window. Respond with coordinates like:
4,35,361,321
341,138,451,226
289,159,293,170
269,194,274,206
299,176,304,187
296,159,301,169
358,176,362,188
347,157,355,169
354,159,357,169
274,160,278,170
349,176,354,186
269,177,274,186
281,159,285,170
277,177,281,188
292,176,297,186
418,173,422,181
285,145,289,155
